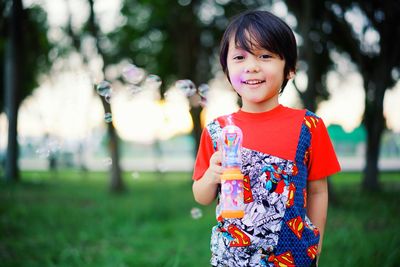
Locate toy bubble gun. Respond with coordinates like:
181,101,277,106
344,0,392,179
219,121,245,219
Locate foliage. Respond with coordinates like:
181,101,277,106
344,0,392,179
286,0,334,111
0,1,5,111
0,2,52,112
106,0,261,93
326,1,400,190
1,171,399,266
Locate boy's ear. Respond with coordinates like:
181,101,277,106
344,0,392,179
287,71,295,80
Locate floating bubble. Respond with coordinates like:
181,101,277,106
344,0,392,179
131,171,140,179
104,112,113,123
156,163,168,173
103,157,112,166
144,74,162,90
198,83,209,98
36,147,50,158
105,93,112,103
175,79,196,97
122,64,146,84
199,98,207,108
128,84,142,95
96,80,112,96
36,140,61,159
190,207,203,219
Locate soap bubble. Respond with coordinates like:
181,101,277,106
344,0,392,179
96,80,112,96
144,74,162,90
131,171,140,180
199,98,207,107
163,91,170,98
36,140,61,159
156,163,168,173
36,147,50,158
122,64,145,84
198,83,209,98
103,157,112,166
104,112,113,123
175,79,196,97
128,84,142,95
198,83,209,107
104,93,112,103
190,207,203,219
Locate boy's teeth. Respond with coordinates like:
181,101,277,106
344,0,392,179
245,80,263,85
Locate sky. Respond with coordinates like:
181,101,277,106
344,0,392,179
1,0,399,149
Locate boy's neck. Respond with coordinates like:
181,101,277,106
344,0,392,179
241,100,280,113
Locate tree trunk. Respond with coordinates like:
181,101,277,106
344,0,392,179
4,0,23,182
170,4,203,158
294,0,336,203
87,0,125,193
362,81,385,191
107,115,124,192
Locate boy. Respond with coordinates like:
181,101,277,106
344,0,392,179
192,10,340,267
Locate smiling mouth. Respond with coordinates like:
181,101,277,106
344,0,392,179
242,79,265,85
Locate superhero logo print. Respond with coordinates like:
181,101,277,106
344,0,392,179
268,251,295,267
286,216,304,239
307,245,318,260
261,164,290,194
210,148,298,267
286,183,296,208
304,115,319,130
227,225,251,247
303,148,310,166
243,175,254,203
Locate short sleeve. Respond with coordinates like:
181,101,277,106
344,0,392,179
307,118,341,180
192,127,215,181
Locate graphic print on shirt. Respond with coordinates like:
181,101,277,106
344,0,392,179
271,111,321,267
205,110,327,267
207,120,300,267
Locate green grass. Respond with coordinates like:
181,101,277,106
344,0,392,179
1,171,399,267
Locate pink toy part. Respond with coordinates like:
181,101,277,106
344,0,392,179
219,122,245,218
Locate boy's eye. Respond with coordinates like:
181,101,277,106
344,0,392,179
260,54,272,59
233,55,244,60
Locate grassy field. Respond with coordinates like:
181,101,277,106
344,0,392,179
1,171,399,267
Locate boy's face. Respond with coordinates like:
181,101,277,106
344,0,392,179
226,36,287,112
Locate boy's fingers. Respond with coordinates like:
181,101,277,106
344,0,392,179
210,151,222,165
213,165,224,174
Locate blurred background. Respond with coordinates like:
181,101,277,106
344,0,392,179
1,0,399,266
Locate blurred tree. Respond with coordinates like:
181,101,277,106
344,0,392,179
107,0,261,155
286,0,338,202
1,0,52,182
286,0,333,111
87,0,125,192
64,0,125,192
0,1,5,112
64,0,262,190
326,1,400,191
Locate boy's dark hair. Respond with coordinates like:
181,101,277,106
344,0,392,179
219,10,297,93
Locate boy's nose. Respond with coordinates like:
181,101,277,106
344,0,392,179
244,59,260,73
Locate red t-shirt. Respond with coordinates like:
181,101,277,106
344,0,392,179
193,104,341,266
193,104,340,181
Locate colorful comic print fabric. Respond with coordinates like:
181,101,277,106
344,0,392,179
205,111,327,267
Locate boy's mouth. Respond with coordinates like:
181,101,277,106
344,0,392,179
242,79,265,85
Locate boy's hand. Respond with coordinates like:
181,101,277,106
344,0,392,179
204,151,223,184
192,151,223,205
